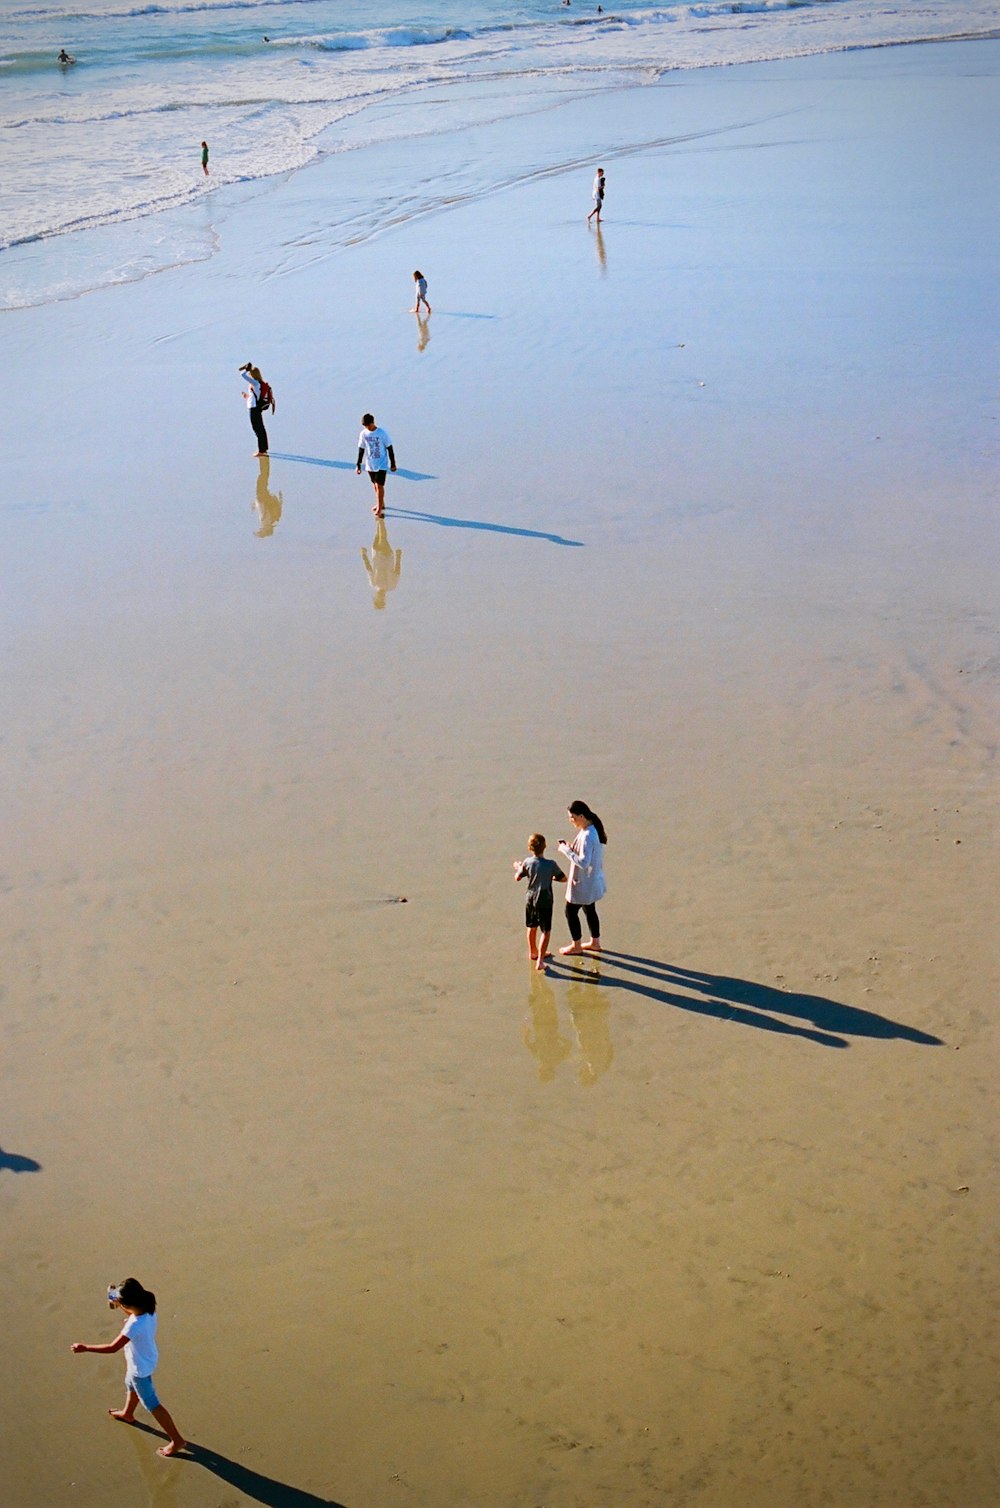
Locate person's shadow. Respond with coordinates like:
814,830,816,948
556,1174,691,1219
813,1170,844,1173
0,1145,41,1173
124,1421,348,1506
387,505,583,548
268,453,436,482
549,953,943,1050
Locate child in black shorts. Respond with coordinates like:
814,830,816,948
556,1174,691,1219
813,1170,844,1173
513,834,566,972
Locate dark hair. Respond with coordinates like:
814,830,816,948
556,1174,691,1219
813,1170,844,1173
568,800,607,845
413,270,423,278
117,1277,156,1313
362,412,375,426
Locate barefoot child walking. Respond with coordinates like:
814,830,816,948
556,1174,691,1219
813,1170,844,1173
71,1277,186,1458
514,834,566,971
411,270,431,314
356,413,397,517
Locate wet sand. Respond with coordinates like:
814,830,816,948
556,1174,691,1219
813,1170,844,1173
2,40,998,1508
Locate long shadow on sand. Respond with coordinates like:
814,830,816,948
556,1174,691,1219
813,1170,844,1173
127,1422,347,1506
547,953,943,1050
0,1145,41,1172
268,452,436,482
387,505,583,547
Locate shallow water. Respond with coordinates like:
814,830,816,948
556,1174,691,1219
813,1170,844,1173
3,0,1000,305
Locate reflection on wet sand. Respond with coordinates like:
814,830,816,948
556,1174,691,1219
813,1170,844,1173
253,456,283,538
362,516,402,609
123,1421,181,1508
566,972,614,1085
415,312,431,352
523,971,572,1081
593,222,607,275
524,966,614,1085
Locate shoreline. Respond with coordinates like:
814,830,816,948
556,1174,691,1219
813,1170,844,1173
3,24,1000,311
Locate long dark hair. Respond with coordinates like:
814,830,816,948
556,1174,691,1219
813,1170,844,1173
568,800,607,845
117,1277,156,1313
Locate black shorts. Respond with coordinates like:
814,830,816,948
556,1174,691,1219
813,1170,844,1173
367,469,387,485
525,892,553,931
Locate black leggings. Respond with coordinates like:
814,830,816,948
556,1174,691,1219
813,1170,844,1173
565,902,600,942
249,405,269,453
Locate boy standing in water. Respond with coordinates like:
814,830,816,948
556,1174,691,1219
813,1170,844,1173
201,140,209,176
513,834,566,971
356,413,396,517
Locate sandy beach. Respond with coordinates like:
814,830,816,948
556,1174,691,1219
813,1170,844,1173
2,36,999,1508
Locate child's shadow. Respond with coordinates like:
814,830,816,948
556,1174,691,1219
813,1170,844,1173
0,1145,41,1172
126,1421,348,1506
550,953,943,1050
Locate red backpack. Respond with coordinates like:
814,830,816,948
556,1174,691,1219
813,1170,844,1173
257,378,274,412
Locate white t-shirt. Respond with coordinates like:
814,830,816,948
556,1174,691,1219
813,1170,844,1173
593,172,604,202
122,1311,159,1381
358,426,392,472
244,374,260,411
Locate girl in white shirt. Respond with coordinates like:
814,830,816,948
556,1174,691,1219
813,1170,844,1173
72,1276,186,1458
557,800,608,954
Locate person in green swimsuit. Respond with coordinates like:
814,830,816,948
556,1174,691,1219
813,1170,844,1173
201,141,209,176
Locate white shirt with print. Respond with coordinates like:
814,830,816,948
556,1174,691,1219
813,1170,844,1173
359,427,392,472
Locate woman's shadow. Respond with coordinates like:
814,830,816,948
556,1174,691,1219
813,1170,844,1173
550,953,943,1050
125,1421,348,1506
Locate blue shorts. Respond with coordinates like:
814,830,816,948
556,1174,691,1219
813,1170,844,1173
129,1374,161,1412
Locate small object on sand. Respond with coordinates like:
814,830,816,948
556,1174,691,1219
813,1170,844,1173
952,1185,970,1194
379,895,408,904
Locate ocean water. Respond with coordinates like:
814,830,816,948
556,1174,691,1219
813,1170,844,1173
2,0,998,307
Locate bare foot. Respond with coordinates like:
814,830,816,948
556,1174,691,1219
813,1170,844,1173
528,950,538,960
157,1442,186,1457
535,959,547,973
559,943,583,955
581,939,602,951
109,1408,136,1422
372,504,384,515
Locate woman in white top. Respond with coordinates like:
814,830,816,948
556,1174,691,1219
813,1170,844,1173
557,799,607,954
239,361,271,457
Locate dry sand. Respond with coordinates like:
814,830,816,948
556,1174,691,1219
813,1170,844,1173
2,40,998,1508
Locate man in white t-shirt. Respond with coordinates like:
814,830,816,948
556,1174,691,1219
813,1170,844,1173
588,166,605,224
356,413,397,517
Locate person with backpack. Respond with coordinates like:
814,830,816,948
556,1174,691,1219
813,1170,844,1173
239,362,274,457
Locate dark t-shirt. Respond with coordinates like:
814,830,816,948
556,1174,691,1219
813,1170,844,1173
515,855,565,897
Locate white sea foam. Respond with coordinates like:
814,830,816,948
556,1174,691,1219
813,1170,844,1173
2,0,998,308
